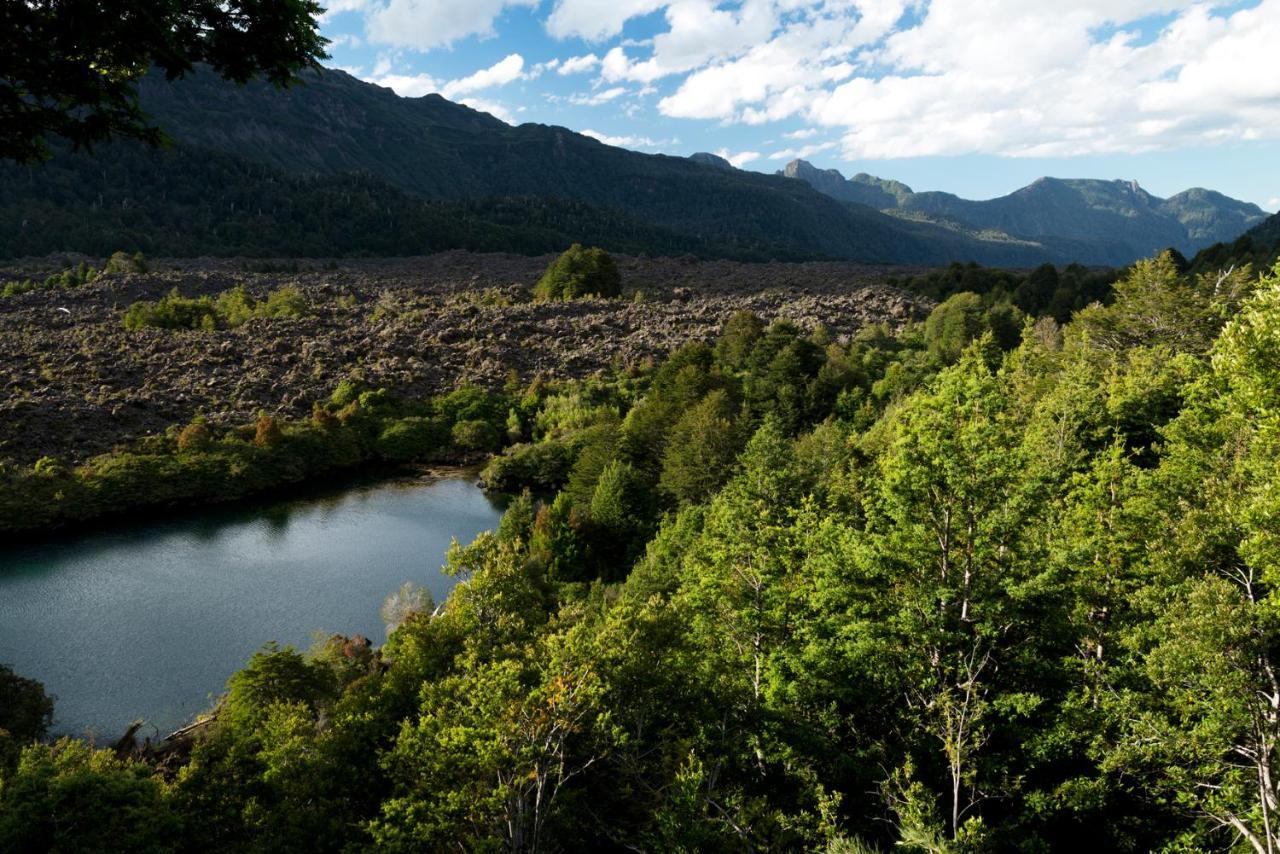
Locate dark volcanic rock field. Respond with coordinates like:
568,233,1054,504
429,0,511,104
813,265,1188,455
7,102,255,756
0,252,931,464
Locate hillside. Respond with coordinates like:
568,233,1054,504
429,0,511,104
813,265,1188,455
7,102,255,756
1190,210,1280,273
0,67,1149,266
781,159,1266,265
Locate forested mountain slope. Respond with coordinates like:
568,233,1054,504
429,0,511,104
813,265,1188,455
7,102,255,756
1191,210,1280,273
0,68,1168,265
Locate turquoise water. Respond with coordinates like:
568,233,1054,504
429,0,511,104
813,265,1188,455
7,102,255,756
0,476,502,739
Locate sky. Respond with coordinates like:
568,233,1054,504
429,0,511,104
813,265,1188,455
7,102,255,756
318,0,1280,211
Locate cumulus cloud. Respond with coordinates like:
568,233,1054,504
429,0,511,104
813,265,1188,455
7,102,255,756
715,147,761,167
366,0,538,49
768,141,836,160
441,54,526,98
460,98,517,123
366,72,439,96
570,86,629,105
599,0,778,83
546,0,668,40
558,53,601,75
652,0,1280,159
580,128,672,148
339,0,1279,162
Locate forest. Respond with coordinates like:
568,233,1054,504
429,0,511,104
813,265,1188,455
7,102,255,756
4,250,1280,852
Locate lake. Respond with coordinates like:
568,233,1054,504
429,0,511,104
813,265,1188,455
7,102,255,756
0,474,503,738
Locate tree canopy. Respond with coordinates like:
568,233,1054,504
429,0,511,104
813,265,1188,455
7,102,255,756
1,0,327,162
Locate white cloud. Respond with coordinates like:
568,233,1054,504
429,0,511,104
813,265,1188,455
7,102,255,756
599,0,778,83
715,147,761,167
570,86,628,105
1268,196,1280,211
580,129,672,148
320,0,375,22
768,141,836,160
327,33,366,49
366,0,538,49
647,0,1280,160
546,0,667,40
366,72,439,96
558,53,601,75
460,98,517,123
441,53,526,98
339,0,1280,165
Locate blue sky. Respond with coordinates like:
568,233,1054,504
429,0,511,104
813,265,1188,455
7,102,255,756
318,0,1280,210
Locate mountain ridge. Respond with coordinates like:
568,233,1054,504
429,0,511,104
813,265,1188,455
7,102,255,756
0,66,1263,266
779,159,1266,263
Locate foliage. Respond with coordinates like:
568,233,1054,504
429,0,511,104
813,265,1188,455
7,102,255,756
0,380,524,533
122,284,307,331
533,244,622,301
0,739,178,852
10,256,1280,852
1,260,101,298
1,1,327,162
0,664,54,748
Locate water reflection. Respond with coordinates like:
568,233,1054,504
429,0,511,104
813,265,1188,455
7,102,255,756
0,475,502,739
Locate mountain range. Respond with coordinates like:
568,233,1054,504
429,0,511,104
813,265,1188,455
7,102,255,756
0,66,1266,267
779,159,1267,265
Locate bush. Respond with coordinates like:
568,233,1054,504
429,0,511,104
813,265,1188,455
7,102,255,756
0,740,179,851
123,288,217,331
452,419,500,453
103,251,146,275
376,416,451,462
253,416,284,448
177,417,213,452
223,643,334,729
123,284,308,331
533,244,622,301
481,439,577,492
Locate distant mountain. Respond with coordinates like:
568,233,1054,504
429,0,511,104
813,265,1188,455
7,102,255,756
1,66,1259,266
781,160,1267,266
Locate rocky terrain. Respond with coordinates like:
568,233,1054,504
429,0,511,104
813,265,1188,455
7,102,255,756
0,252,930,464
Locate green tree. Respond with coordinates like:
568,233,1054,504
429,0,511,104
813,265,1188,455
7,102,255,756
659,389,742,505
0,740,178,852
2,0,328,162
715,311,766,370
0,663,54,746
533,244,622,300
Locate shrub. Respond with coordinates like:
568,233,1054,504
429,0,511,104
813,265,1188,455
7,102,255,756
437,385,503,425
103,251,146,275
0,740,179,851
330,376,365,408
223,643,334,729
123,288,217,331
123,284,307,331
177,417,213,452
533,244,622,301
481,440,576,492
260,284,306,318
451,419,500,453
376,417,451,462
254,416,284,448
